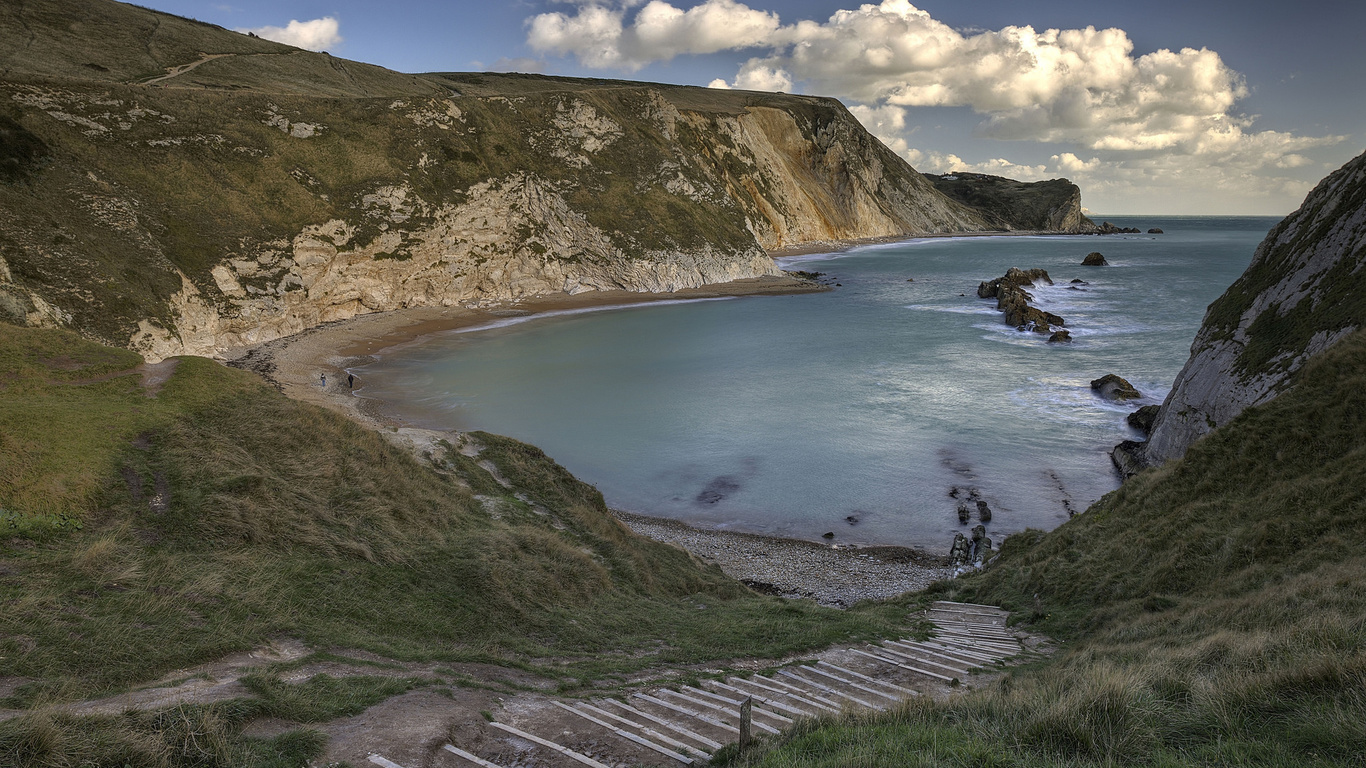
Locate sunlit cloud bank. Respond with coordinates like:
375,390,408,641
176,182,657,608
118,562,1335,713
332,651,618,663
237,17,342,51
527,0,1346,212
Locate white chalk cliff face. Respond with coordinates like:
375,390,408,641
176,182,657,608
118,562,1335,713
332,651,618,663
128,171,778,362
1132,149,1366,468
104,88,993,361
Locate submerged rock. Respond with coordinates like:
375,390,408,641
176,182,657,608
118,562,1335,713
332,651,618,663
1092,374,1142,401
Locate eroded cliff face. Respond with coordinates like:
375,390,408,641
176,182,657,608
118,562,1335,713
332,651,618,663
923,174,1095,233
1120,149,1366,471
1,22,1009,362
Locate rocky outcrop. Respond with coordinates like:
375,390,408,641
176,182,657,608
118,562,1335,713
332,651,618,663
1115,149,1366,473
924,173,1096,233
1094,221,1142,234
1082,252,1108,266
977,268,1065,334
1127,404,1161,434
1091,374,1141,401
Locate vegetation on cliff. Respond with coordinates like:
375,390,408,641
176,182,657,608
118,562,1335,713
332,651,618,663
923,173,1096,233
0,0,1070,364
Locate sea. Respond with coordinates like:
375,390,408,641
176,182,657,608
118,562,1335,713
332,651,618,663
354,216,1276,552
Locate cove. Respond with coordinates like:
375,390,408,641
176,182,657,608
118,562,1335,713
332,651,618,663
356,217,1272,550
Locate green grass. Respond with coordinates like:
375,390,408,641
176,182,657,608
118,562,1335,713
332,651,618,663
725,329,1366,767
0,324,914,765
0,702,325,767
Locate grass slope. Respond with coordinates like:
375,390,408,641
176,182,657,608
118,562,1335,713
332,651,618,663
0,325,914,766
726,329,1366,767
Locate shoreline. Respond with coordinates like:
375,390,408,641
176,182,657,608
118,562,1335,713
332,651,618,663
219,256,964,606
223,274,826,432
615,511,952,607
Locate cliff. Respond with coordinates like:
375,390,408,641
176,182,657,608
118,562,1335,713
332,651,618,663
0,0,1020,362
923,173,1096,233
1115,148,1366,473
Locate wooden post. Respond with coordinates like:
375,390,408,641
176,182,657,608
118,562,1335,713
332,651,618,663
739,696,753,750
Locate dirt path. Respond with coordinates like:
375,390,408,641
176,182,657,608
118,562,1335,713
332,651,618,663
142,52,233,85
2,603,1048,767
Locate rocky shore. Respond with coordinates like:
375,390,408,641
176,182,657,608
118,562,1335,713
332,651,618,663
615,512,953,608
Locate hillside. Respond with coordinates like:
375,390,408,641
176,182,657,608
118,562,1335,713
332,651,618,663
923,173,1096,233
0,0,1113,366
0,324,919,764
1117,148,1366,472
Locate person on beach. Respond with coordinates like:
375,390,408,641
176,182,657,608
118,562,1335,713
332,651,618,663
320,372,326,388
348,373,355,389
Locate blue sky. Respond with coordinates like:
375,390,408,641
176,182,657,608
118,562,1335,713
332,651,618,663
139,0,1364,215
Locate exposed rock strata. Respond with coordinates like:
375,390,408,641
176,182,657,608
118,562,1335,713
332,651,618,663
977,268,1064,334
1115,149,1366,474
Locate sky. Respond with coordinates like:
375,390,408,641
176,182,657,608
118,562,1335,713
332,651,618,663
136,0,1366,215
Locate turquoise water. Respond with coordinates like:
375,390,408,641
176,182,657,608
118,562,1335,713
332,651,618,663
356,217,1275,550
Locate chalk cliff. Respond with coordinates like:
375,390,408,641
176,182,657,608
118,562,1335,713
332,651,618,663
1115,149,1366,473
0,0,1093,362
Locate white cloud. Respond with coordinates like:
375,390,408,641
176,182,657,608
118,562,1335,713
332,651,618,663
238,17,342,51
528,0,778,71
732,59,792,91
524,0,1348,212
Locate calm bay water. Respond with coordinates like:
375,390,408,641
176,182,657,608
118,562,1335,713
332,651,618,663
356,217,1275,550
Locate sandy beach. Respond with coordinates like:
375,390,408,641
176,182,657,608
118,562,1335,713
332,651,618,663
221,272,956,607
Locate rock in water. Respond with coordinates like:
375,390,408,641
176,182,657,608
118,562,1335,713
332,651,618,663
957,504,971,524
1082,252,1109,266
978,267,1065,334
1048,329,1072,343
1091,374,1142,401
1148,228,1164,234
975,500,992,522
949,533,971,564
1127,404,1161,434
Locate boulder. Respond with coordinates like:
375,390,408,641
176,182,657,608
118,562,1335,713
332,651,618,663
957,504,970,524
975,500,992,522
1147,228,1164,234
1091,374,1142,401
1070,278,1086,284
949,532,971,564
1048,329,1072,343
1082,252,1108,266
1127,404,1161,434
1110,440,1148,478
